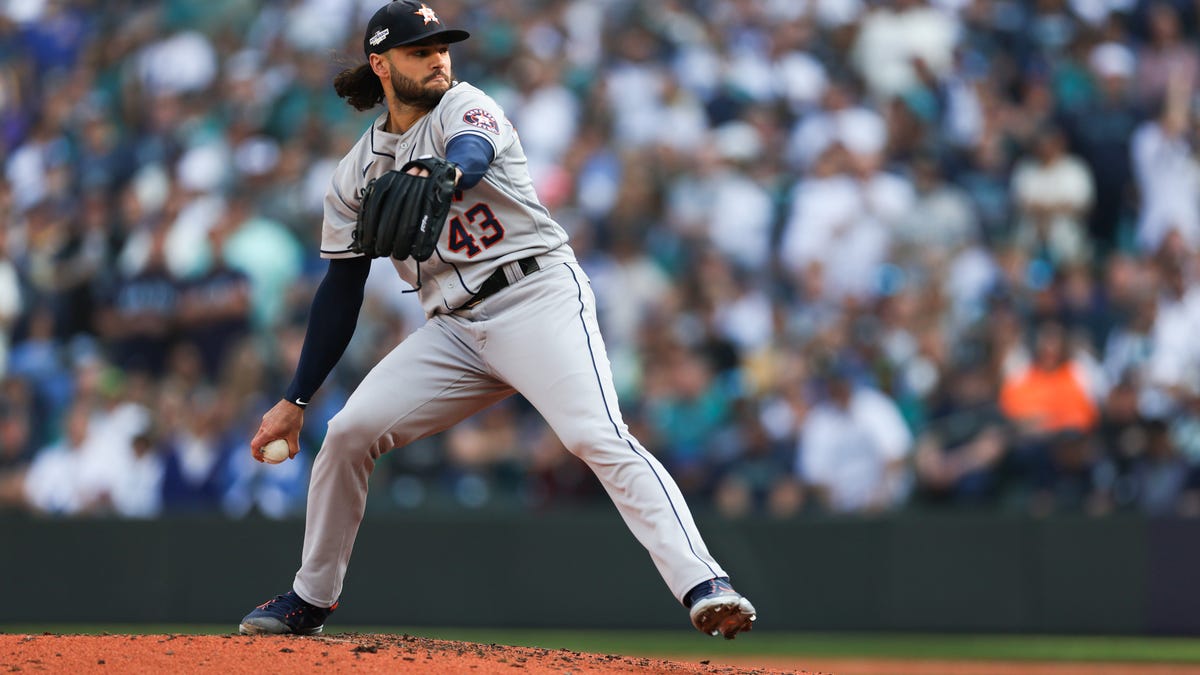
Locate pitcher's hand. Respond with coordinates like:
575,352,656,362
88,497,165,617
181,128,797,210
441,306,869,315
250,399,305,462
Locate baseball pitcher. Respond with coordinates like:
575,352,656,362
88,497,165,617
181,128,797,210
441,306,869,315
237,0,756,639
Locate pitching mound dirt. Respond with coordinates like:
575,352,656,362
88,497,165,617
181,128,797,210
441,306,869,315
0,632,808,674
7,633,1200,674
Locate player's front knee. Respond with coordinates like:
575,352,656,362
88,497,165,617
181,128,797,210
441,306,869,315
324,415,388,459
556,433,593,459
560,445,585,462
559,436,630,464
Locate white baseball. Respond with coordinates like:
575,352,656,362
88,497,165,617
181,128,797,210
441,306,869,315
261,438,291,464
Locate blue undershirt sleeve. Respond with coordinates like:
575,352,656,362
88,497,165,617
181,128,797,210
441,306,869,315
445,133,495,190
282,256,371,407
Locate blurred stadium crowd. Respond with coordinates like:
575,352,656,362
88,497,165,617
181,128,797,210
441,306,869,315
3,0,1200,520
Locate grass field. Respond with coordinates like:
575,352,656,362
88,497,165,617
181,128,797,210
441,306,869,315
5,627,1200,664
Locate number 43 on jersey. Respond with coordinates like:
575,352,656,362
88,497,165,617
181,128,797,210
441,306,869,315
447,203,505,258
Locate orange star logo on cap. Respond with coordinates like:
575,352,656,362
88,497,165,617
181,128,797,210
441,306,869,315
414,4,439,24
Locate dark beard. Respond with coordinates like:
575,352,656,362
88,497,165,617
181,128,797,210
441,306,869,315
391,70,451,110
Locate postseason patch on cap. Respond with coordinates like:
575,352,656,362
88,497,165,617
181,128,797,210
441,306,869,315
369,28,389,46
463,108,499,134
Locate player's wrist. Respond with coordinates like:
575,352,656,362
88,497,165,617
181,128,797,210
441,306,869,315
282,384,311,408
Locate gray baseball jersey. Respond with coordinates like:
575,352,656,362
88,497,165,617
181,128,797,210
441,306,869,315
320,81,574,316
292,80,728,611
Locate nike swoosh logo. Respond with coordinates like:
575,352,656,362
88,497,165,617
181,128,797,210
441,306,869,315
295,398,308,406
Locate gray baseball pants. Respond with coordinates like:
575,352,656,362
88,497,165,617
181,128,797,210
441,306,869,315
292,261,726,608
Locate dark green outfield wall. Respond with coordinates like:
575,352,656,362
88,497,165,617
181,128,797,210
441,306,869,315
0,512,1194,634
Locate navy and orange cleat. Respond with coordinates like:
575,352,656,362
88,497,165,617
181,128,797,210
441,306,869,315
685,577,757,639
238,590,337,635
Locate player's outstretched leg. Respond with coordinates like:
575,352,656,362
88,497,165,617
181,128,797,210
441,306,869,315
684,577,757,639
483,263,759,637
238,590,337,635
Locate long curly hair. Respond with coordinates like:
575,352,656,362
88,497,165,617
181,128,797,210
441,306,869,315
333,63,384,111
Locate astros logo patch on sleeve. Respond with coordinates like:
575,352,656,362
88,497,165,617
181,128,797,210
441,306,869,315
463,108,500,134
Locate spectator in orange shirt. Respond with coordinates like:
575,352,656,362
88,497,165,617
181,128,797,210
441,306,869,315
1000,321,1099,433
999,321,1100,512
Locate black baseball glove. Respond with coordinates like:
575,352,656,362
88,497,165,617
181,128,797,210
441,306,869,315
352,156,458,262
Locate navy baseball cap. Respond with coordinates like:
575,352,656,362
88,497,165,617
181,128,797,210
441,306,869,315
364,1,470,56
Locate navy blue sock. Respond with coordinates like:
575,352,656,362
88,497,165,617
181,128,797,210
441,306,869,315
684,576,731,608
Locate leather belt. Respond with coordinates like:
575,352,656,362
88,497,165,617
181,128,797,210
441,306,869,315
463,257,540,309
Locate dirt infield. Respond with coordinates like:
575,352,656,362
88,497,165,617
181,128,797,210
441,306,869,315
5,633,1200,674
1,633,807,674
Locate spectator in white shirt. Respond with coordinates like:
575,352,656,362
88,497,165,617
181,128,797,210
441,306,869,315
781,133,914,302
850,0,960,100
19,403,96,515
1143,259,1200,415
108,431,164,518
507,57,579,181
798,359,914,513
1131,70,1200,255
1011,124,1095,266
703,122,778,270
